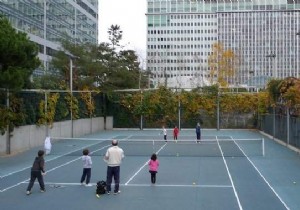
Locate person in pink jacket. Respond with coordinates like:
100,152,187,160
148,153,159,184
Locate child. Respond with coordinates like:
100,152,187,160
148,153,159,184
196,122,201,143
80,149,92,186
162,126,167,142
173,126,179,142
26,150,46,195
44,136,52,155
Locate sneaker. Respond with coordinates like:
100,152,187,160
107,191,110,195
85,184,92,187
81,182,85,186
113,190,121,195
40,189,45,193
26,191,31,195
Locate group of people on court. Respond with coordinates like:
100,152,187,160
162,122,202,143
25,139,160,195
26,122,201,195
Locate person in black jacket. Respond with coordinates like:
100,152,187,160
26,150,46,195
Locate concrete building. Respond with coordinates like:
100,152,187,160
146,0,300,89
0,0,98,75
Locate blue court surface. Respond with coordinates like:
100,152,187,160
1,129,300,210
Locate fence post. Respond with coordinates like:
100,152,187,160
6,89,10,154
273,106,275,139
217,89,220,130
287,107,290,145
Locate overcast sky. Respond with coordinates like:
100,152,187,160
98,0,147,60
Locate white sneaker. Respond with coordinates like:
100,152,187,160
107,191,110,195
26,191,31,195
113,190,121,195
81,182,85,186
85,184,92,187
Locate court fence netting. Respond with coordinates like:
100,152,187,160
49,137,265,158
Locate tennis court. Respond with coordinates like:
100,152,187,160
1,129,300,210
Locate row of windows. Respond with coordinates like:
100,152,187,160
148,29,217,35
170,14,216,19
170,22,217,27
149,36,217,42
147,58,209,64
148,43,215,49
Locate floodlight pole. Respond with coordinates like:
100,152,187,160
217,85,220,131
70,58,73,138
265,54,276,78
69,54,80,138
6,89,10,154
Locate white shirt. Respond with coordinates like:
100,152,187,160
104,146,124,167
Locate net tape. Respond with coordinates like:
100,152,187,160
48,137,265,157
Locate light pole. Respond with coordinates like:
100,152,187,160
69,54,80,138
266,53,276,78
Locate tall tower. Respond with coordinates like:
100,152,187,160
146,0,300,89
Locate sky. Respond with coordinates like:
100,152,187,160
98,0,147,61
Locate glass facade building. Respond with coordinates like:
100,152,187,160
146,0,300,89
0,0,98,75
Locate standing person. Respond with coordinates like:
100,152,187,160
44,136,52,155
196,122,201,143
173,125,179,142
80,149,92,186
148,153,159,184
162,126,167,142
104,139,124,195
26,150,46,195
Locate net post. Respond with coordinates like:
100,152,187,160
262,138,265,156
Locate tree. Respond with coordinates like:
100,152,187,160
0,15,40,90
0,15,40,136
108,24,123,51
208,42,238,87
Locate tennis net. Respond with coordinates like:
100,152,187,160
48,137,265,157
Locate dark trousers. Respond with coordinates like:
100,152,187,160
164,135,167,141
80,168,91,184
196,133,201,141
27,170,45,191
149,171,157,183
106,166,120,193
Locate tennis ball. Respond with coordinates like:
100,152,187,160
193,182,196,185
293,181,297,185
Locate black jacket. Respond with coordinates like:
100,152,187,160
31,156,45,173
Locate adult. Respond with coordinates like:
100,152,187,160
196,122,201,143
104,139,124,195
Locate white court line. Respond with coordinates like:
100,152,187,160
232,138,290,210
0,144,110,193
124,142,167,185
20,182,232,188
217,137,243,210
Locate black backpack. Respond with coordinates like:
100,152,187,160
96,181,106,195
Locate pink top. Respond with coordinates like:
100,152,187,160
149,159,159,171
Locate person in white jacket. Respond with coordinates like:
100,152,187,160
104,139,124,195
44,136,52,155
80,149,92,186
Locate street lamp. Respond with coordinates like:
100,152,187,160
266,53,276,78
68,54,80,137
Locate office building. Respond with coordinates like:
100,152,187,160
0,0,98,75
146,0,300,89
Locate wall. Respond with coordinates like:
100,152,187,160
0,116,113,155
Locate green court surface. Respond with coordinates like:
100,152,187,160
1,129,300,210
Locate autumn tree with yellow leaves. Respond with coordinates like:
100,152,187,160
208,42,239,87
